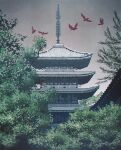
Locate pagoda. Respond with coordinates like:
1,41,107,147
32,2,99,123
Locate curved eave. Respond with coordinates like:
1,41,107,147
39,44,92,58
56,85,99,100
36,71,95,77
36,85,99,99
30,54,92,69
54,85,99,94
36,71,95,84
38,54,92,60
39,86,99,95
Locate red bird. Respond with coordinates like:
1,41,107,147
69,23,78,30
32,26,36,34
98,18,104,25
81,13,92,22
38,31,48,35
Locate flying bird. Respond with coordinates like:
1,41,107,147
98,18,104,25
38,31,48,36
68,23,78,30
32,26,36,34
81,13,92,22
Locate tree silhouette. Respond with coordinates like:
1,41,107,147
98,11,121,82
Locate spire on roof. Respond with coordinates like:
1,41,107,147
56,0,61,44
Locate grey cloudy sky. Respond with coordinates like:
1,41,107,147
0,0,121,93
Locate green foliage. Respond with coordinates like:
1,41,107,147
98,11,121,82
32,36,47,56
79,92,103,108
0,10,53,148
43,129,79,150
0,10,26,55
0,48,35,94
0,10,35,93
40,104,121,150
0,90,52,146
57,104,121,150
0,46,53,146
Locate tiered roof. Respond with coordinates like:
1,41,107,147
39,44,92,58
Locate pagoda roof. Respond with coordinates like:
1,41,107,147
35,70,95,84
34,85,99,102
36,70,95,77
39,43,92,58
37,85,99,94
51,85,99,93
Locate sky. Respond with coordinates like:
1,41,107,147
0,0,121,94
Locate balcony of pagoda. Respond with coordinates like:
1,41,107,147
35,70,95,85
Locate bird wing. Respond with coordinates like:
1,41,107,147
32,26,35,33
38,31,43,34
100,18,104,24
98,18,104,25
87,18,92,22
69,24,73,30
43,32,48,34
81,13,86,19
74,23,78,28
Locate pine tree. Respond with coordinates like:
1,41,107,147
98,11,121,82
0,10,54,148
0,9,26,55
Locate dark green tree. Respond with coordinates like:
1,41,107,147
98,11,121,82
0,48,35,94
0,10,35,93
52,104,121,150
0,10,26,55
0,90,53,147
0,10,54,148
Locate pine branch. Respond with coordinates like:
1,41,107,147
113,11,121,32
98,11,121,82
